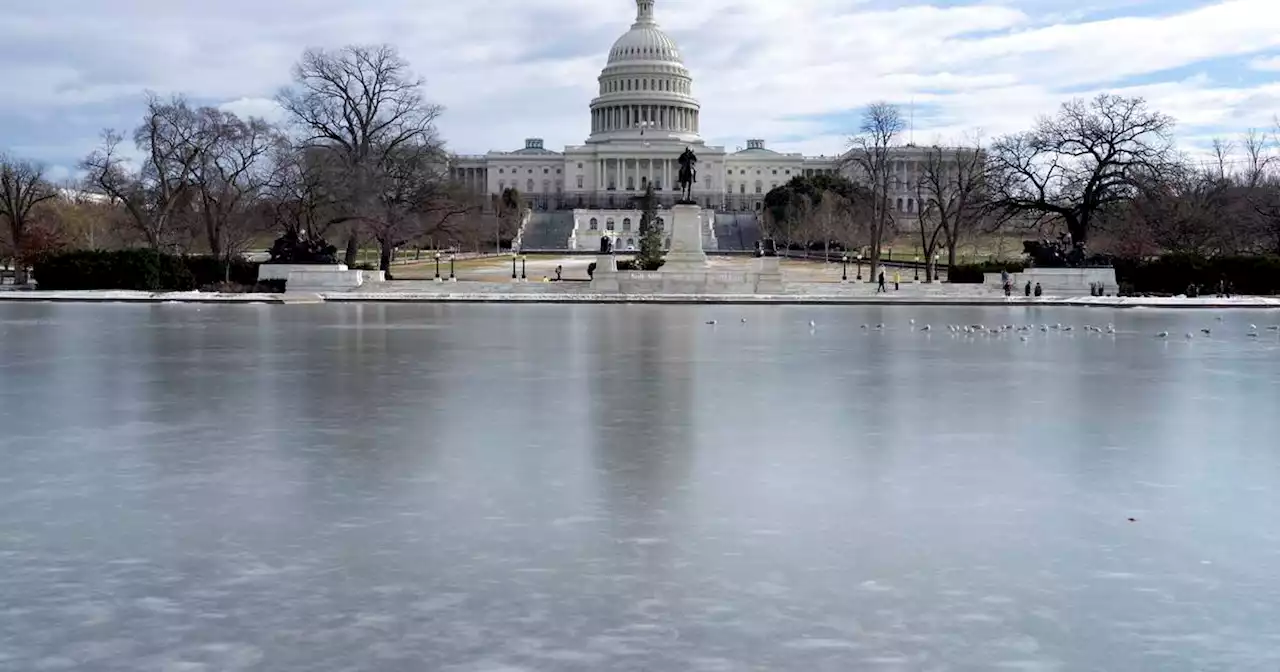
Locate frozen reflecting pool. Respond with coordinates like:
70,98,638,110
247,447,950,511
2,302,1280,671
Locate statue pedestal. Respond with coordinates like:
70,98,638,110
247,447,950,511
257,263,369,292
755,256,783,293
589,254,619,292
661,204,708,273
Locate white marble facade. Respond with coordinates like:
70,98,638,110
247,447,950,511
566,208,716,252
448,0,940,217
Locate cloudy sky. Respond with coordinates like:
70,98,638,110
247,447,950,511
2,0,1278,180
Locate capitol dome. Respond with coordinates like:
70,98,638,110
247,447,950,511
606,12,682,65
586,0,702,145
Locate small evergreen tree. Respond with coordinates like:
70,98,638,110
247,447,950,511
635,184,664,269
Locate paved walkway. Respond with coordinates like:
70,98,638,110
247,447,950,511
5,284,1279,308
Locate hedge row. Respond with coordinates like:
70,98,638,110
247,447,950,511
946,254,1280,295
33,250,275,291
1114,254,1280,296
947,261,1027,284
586,257,665,278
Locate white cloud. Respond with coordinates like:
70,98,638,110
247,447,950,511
1250,55,1280,71
2,0,1279,170
218,98,287,124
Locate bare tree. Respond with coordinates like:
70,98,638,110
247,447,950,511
0,154,58,283
276,44,446,267
1210,137,1234,181
81,94,212,250
986,94,1175,246
843,102,904,279
915,140,988,278
1239,128,1275,189
365,141,471,276
265,140,344,241
1126,163,1231,255
189,109,279,263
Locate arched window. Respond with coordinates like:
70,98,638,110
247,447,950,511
527,179,534,191
622,218,632,231
664,237,671,248
626,238,635,248
542,180,550,193
739,184,746,194
606,218,615,231
589,218,598,230
907,198,915,213
755,181,763,194
896,197,904,211
499,181,505,191
656,218,664,231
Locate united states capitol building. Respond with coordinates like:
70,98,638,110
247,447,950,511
449,0,933,251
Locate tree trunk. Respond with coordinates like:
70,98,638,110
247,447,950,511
947,243,958,282
206,216,222,261
1066,213,1087,245
379,238,394,280
344,234,358,267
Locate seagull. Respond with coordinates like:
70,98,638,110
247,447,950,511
1216,316,1224,321
1040,325,1049,332
1185,332,1194,339
809,320,816,329
909,319,915,325
920,324,931,331
875,323,884,330
1249,324,1257,331
860,324,868,329
1201,328,1211,335
1063,326,1073,332
1156,331,1169,338
1020,335,1028,342
706,320,716,325
741,318,747,323
1268,326,1280,331
1248,331,1259,338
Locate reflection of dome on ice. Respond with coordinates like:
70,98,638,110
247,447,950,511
587,0,703,145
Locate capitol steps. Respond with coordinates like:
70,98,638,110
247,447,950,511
713,213,762,251
520,212,577,249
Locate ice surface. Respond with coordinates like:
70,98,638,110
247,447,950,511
1,302,1279,670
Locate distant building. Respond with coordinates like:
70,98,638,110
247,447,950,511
450,0,945,248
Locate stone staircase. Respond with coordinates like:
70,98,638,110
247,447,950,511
519,212,576,250
713,213,762,251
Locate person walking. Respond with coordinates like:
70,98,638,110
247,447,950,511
1033,282,1042,297
893,270,901,291
1025,280,1032,297
877,270,886,293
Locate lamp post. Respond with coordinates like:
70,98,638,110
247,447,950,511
856,252,863,281
449,254,456,281
511,253,518,280
932,252,939,283
914,256,920,282
520,255,527,281
841,255,848,282
434,252,441,282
